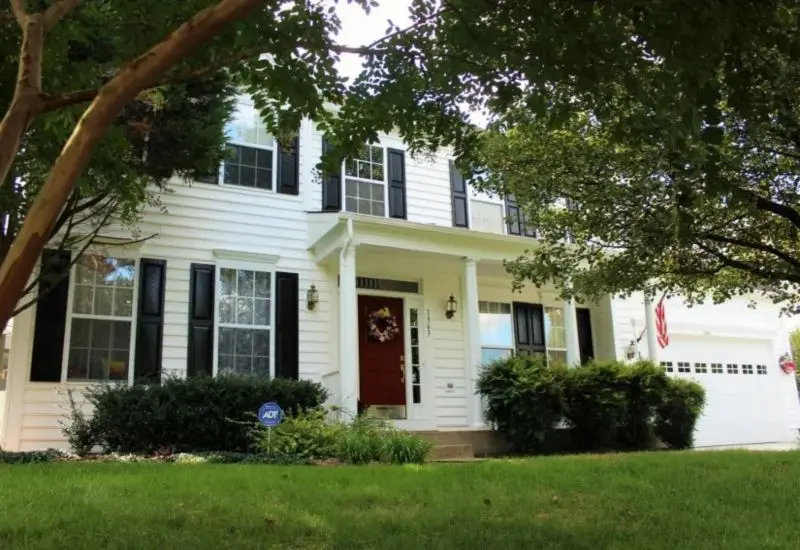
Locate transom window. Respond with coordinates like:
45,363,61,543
742,364,754,375
344,145,386,216
544,307,567,364
66,255,137,381
677,362,691,373
217,268,272,377
660,361,674,373
711,363,723,374
757,364,767,375
727,363,738,374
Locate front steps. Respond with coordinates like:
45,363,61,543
416,429,511,461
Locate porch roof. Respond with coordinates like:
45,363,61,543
306,212,538,263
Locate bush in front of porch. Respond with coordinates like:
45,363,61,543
65,375,327,455
477,357,705,454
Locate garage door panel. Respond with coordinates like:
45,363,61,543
660,335,792,447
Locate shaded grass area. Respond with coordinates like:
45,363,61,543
2,451,800,549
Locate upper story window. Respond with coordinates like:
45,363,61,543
471,200,504,234
344,145,386,216
65,255,137,381
222,105,276,190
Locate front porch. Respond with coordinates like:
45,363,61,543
308,213,617,431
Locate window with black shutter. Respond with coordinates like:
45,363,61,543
30,250,71,382
576,307,594,365
450,160,469,228
187,263,215,377
505,195,537,238
321,137,342,211
134,259,166,384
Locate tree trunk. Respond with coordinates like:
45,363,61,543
0,0,265,330
0,15,44,189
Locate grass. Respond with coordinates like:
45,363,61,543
2,451,800,549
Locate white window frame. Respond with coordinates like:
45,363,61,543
468,189,508,236
544,306,568,364
212,258,277,378
61,253,141,384
207,101,278,193
343,144,389,218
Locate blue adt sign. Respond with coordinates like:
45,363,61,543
258,402,283,427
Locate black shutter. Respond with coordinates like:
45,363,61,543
505,195,536,238
274,272,299,380
387,148,407,219
30,250,71,382
277,137,299,195
187,263,215,377
505,195,522,236
512,302,545,356
134,259,166,384
576,307,595,365
321,137,341,211
449,160,469,228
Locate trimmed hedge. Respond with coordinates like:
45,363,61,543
477,356,705,454
78,375,327,454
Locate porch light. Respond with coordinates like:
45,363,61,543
445,294,458,319
307,284,319,310
625,340,637,360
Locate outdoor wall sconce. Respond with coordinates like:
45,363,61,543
307,284,319,311
625,340,637,360
445,294,458,319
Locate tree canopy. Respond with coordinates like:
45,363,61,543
1,0,797,329
471,1,800,309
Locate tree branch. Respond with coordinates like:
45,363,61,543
41,44,268,112
732,187,800,229
9,0,27,25
701,233,800,272
696,242,800,285
42,0,81,31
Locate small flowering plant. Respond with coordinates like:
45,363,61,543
367,306,400,343
780,354,796,374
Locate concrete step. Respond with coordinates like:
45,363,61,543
428,444,474,461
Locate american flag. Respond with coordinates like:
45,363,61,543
655,297,669,348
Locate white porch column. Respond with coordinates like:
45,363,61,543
644,295,659,363
339,244,359,419
463,258,484,427
563,294,581,366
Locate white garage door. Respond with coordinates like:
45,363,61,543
660,336,791,447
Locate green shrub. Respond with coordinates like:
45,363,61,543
84,375,327,454
61,389,97,456
654,379,706,449
563,361,629,450
618,362,671,449
253,408,344,459
381,430,432,464
476,355,567,453
0,449,64,464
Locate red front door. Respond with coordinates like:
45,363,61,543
358,295,406,407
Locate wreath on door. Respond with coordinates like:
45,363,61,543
780,354,796,374
367,306,400,343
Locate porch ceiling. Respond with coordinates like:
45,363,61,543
306,212,538,264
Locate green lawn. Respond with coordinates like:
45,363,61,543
1,452,800,549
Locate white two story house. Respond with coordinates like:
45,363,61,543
1,97,799,452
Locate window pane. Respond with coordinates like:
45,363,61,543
239,166,256,187
236,297,253,325
372,183,385,201
235,329,253,356
345,179,357,196
373,201,385,217
345,197,358,213
75,263,95,285
73,285,93,314
88,350,108,380
71,318,91,348
235,356,253,376
93,287,113,315
237,270,254,297
253,330,270,357
255,272,271,299
548,350,568,365
91,319,111,349
345,160,357,177
114,289,134,317
358,180,371,198
112,321,131,350
372,163,384,181
239,146,257,166
223,163,238,185
67,348,88,380
254,356,270,378
220,268,236,297
253,298,270,326
109,349,128,380
218,354,234,375
219,327,235,355
481,347,513,364
219,296,234,324
255,168,272,190
479,312,515,348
